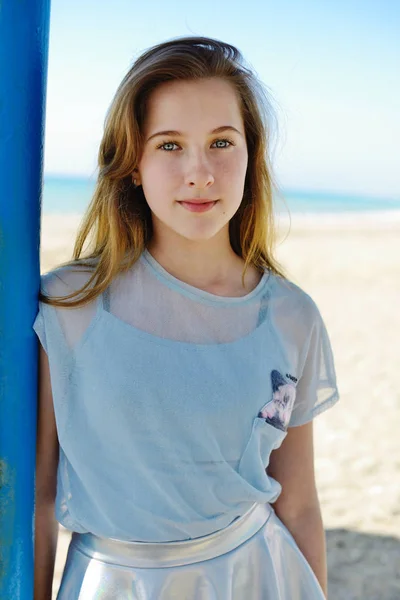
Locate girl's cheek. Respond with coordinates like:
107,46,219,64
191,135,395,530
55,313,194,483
219,152,247,176
163,163,182,182
147,158,178,179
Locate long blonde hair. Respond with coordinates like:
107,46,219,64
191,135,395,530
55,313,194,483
40,36,287,308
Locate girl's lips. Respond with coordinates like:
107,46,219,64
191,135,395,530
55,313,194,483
178,200,218,213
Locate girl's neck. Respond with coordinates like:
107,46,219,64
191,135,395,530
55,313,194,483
145,244,263,297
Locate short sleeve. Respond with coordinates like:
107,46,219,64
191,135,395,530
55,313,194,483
31,267,101,360
288,305,339,427
32,301,48,355
32,274,53,355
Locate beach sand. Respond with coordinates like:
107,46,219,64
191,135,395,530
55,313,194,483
38,212,400,600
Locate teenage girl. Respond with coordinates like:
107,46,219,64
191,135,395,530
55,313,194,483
33,36,339,600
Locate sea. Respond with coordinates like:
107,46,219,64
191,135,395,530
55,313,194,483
42,175,400,218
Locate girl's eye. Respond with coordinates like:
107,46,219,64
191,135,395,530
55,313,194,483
157,142,179,152
156,138,234,152
211,139,233,149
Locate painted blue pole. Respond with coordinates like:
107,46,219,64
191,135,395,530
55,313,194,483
0,1,51,598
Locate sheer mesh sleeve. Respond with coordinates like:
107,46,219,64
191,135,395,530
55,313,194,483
32,296,48,354
32,267,99,358
288,304,339,428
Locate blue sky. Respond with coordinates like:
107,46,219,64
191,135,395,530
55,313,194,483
44,0,399,198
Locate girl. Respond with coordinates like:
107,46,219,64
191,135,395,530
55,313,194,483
33,36,339,600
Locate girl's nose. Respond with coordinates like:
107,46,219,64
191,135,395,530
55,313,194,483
184,154,215,189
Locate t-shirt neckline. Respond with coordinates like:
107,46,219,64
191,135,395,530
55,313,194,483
140,248,271,305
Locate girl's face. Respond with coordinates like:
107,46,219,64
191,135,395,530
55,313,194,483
137,77,248,245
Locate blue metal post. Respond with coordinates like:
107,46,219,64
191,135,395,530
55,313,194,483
0,1,51,597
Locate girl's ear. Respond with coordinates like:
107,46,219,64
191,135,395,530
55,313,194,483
132,169,141,187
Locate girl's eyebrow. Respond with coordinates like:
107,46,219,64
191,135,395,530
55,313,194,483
146,125,243,143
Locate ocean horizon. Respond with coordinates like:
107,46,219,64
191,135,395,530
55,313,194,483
42,174,400,216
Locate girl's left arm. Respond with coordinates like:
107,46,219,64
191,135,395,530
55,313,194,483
268,420,328,598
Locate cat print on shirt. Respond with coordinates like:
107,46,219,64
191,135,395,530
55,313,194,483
258,370,297,432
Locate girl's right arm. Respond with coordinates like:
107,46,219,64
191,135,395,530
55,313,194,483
34,343,60,600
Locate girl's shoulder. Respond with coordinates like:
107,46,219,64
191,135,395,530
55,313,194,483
40,260,98,300
35,261,102,355
269,272,321,325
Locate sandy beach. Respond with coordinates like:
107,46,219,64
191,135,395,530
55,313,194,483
38,211,400,600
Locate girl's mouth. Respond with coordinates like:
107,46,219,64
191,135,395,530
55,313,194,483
178,200,218,213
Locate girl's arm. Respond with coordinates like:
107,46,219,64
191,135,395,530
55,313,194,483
268,421,328,598
34,344,60,600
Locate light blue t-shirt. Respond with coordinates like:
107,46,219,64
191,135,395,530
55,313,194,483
32,249,339,542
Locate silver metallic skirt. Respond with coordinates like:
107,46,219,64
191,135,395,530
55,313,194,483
56,503,326,599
